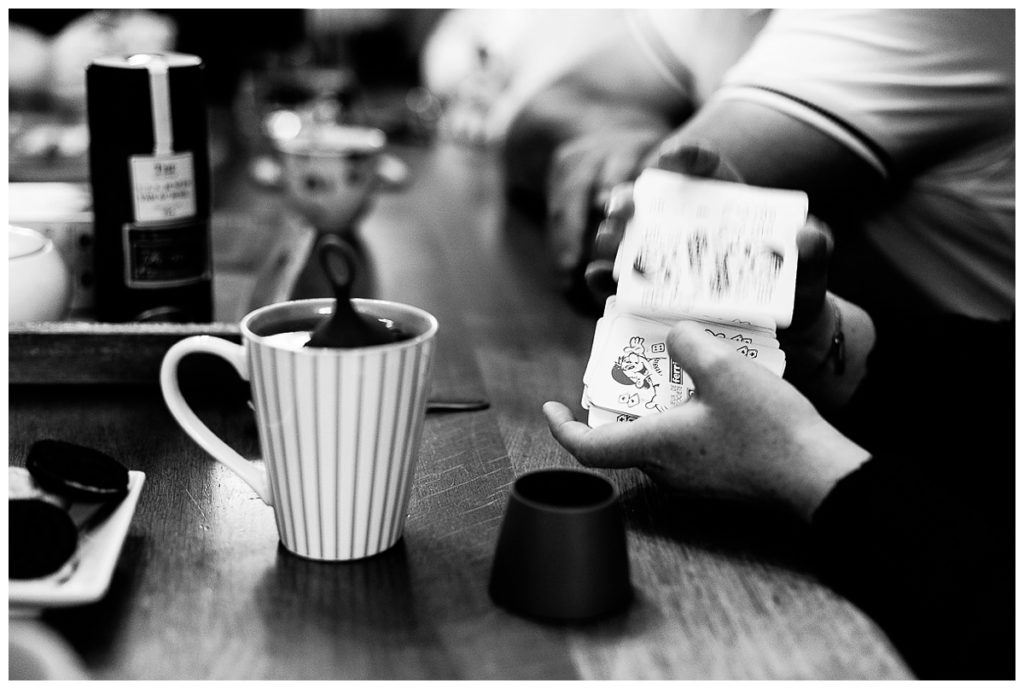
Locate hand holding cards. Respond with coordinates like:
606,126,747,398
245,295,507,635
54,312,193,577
582,169,808,427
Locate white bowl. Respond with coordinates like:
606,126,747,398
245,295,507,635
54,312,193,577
8,225,72,322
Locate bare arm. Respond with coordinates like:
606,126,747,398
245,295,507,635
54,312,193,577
665,97,884,226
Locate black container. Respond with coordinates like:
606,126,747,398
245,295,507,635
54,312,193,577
489,469,632,621
86,53,212,322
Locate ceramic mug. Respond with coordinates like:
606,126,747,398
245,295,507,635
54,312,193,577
8,225,72,322
274,124,387,231
159,298,439,561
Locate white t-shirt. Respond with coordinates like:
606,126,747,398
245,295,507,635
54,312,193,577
626,9,771,107
636,9,1015,319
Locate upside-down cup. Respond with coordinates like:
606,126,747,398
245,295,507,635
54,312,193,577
489,469,632,621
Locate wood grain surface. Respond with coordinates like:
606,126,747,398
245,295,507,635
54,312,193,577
7,142,912,680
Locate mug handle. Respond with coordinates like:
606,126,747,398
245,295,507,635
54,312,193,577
159,336,273,504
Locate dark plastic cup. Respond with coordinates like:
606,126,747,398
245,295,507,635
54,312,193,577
488,469,632,621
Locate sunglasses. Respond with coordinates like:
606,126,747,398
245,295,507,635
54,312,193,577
9,440,130,580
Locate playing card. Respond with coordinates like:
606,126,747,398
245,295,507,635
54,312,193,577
580,170,802,427
584,312,691,416
683,314,778,345
587,405,641,428
615,169,807,329
582,315,611,389
685,317,787,377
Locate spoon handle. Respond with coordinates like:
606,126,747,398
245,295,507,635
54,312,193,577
318,235,356,301
425,398,491,413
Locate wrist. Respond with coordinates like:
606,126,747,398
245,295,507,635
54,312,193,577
786,422,871,523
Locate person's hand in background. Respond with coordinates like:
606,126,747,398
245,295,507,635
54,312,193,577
545,125,665,277
544,321,871,522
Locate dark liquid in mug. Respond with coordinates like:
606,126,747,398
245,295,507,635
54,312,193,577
258,316,413,349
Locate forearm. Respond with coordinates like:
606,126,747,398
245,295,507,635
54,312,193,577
780,417,870,523
808,311,1014,677
661,97,884,226
811,456,1014,678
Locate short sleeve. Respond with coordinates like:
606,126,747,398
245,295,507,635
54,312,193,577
626,9,771,106
718,9,1015,178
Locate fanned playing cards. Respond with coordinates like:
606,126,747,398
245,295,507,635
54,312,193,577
582,169,808,427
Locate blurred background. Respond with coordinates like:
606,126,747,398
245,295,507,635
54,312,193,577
8,8,634,316
8,8,634,318
9,7,634,174
10,8,443,177
8,9,441,106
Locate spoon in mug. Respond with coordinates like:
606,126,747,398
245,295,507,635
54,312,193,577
305,235,400,348
297,235,490,411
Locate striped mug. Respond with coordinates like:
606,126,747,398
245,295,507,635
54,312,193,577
160,298,438,561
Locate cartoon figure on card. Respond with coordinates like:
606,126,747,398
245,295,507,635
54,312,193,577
611,337,668,411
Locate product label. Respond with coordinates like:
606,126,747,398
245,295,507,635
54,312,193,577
129,153,196,222
122,219,210,288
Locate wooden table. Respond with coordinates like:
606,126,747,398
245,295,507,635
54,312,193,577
8,141,912,680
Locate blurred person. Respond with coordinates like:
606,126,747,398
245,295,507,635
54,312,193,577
505,9,1014,322
420,9,636,146
503,9,766,222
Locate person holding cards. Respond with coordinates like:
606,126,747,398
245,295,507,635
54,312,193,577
580,168,808,426
543,149,1014,678
544,310,1012,679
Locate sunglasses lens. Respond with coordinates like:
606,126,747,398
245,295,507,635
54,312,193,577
9,499,78,580
26,440,129,502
